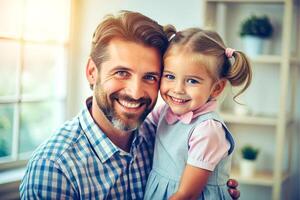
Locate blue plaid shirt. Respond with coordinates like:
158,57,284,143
19,97,156,199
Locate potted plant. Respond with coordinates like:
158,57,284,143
240,145,259,177
239,15,273,56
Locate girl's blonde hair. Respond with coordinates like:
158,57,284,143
163,26,252,100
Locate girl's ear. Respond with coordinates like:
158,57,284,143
86,58,98,87
210,79,227,99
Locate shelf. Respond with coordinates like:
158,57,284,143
249,55,300,65
220,112,294,126
230,166,289,186
206,0,285,3
250,55,281,64
290,57,300,65
220,112,277,126
204,0,298,198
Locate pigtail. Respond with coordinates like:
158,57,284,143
227,51,252,101
163,24,177,41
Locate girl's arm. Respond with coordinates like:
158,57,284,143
169,119,231,200
169,165,211,200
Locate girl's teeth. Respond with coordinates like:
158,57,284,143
171,97,187,103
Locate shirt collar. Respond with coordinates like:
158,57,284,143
165,100,217,125
78,97,120,163
78,97,145,162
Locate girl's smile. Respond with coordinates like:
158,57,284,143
160,53,223,116
165,93,191,105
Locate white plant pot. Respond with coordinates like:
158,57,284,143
240,159,256,177
242,36,263,57
234,104,251,116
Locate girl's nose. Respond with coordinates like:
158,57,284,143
173,80,185,94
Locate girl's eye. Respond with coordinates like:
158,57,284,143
164,74,175,80
187,79,199,84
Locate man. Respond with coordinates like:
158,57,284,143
20,10,239,199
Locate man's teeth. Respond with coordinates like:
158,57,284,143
119,100,141,108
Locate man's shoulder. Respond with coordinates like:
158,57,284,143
30,116,84,163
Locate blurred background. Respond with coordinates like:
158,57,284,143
0,0,299,199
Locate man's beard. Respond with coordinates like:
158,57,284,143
94,82,154,132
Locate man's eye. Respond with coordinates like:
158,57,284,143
115,71,129,77
164,74,175,80
187,79,199,84
144,75,157,81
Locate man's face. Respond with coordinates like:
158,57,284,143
93,38,161,132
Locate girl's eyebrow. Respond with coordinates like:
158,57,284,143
163,70,205,80
186,75,204,81
162,70,174,74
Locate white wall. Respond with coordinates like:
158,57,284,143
69,0,300,199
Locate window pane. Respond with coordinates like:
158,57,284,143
22,44,67,98
24,0,71,42
0,40,20,96
0,104,14,158
0,0,22,37
19,101,65,154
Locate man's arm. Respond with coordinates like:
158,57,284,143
20,158,77,199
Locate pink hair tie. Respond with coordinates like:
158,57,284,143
225,48,235,58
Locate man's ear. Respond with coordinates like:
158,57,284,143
210,79,227,99
86,58,98,88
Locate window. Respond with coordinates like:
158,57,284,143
0,0,71,169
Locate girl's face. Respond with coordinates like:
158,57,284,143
160,54,223,116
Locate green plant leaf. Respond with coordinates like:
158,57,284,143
240,15,273,38
241,145,259,160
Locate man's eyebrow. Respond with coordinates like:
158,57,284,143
110,66,161,77
111,66,132,71
146,72,161,77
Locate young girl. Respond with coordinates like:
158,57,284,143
143,27,252,200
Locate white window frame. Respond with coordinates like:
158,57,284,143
0,0,72,170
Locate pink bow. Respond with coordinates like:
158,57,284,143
165,109,194,125
225,48,235,58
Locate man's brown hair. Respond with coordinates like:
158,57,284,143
90,10,170,69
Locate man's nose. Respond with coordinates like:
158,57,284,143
126,78,145,100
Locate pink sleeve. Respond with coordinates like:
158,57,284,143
147,103,166,125
187,120,230,171
140,103,166,140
